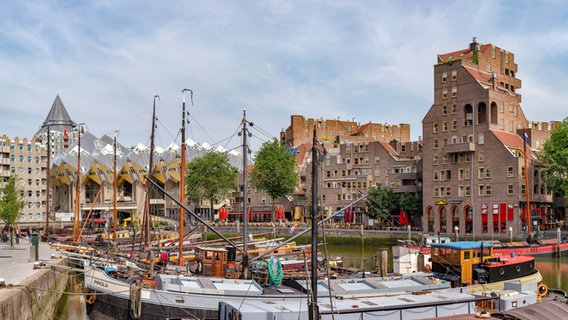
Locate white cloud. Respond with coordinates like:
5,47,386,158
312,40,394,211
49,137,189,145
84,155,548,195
0,0,567,153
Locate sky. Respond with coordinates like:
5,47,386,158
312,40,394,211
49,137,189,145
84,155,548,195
1,1,567,154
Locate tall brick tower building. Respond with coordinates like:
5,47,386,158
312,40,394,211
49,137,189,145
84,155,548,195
422,38,554,239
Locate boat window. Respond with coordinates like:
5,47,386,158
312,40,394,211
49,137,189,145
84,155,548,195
464,251,470,260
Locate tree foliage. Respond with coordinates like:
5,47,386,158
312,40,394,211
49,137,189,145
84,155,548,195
400,192,422,218
0,175,24,247
539,117,568,197
250,139,298,212
185,152,238,219
366,184,399,220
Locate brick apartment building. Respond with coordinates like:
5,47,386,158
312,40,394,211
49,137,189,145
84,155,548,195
422,37,559,239
278,116,421,224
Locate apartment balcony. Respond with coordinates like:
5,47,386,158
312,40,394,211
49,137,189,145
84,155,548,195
394,172,418,180
444,142,475,154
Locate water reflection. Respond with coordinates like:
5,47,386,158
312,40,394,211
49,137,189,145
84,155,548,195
535,256,568,292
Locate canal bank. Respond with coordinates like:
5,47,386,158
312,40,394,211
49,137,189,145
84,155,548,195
0,241,68,320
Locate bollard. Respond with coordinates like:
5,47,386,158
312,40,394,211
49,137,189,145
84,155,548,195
32,232,39,261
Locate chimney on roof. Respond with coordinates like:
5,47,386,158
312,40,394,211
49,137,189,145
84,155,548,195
470,37,480,51
490,72,497,90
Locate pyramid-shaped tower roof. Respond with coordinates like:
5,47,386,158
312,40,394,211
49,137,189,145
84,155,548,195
35,95,76,136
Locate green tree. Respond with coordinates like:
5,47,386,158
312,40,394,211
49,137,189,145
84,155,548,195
366,184,399,223
399,192,423,226
250,139,298,220
0,175,24,247
539,117,568,197
185,152,238,221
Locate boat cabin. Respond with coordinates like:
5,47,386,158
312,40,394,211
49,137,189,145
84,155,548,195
430,241,535,287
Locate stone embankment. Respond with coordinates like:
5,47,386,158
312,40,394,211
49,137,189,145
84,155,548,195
0,241,67,320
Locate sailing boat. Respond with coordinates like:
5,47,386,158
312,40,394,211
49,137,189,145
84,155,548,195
83,114,543,319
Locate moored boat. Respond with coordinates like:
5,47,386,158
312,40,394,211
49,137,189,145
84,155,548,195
430,241,538,287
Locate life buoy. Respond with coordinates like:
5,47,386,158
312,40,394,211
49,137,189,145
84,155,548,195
537,283,548,297
424,264,431,273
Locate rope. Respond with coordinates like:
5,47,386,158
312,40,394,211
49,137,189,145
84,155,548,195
130,282,142,319
267,257,283,287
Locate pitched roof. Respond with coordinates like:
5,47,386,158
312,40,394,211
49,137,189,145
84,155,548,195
437,44,491,63
490,130,536,159
35,95,76,136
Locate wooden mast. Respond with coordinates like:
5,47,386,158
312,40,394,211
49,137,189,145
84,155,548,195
73,124,83,243
524,129,531,236
113,130,119,243
309,124,319,320
180,89,192,266
144,95,159,248
241,109,250,278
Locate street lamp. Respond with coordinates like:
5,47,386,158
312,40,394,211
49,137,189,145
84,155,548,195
454,225,459,241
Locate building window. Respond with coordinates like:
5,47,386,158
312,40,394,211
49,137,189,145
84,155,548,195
451,104,457,114
507,167,514,177
478,151,484,162
458,168,464,180
451,70,457,81
442,88,448,99
434,187,439,197
507,184,514,195
442,72,448,83
479,167,485,179
451,87,457,98
485,167,491,178
433,123,439,133
465,185,471,196
442,105,448,116
452,120,457,131
478,133,485,144
433,171,439,181
521,184,526,195
433,155,439,166
458,185,464,197
433,139,439,149
478,185,485,196
442,121,448,132
485,185,491,196
499,118,504,130
442,154,448,165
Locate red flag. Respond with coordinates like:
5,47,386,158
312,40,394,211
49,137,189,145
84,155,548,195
399,209,409,225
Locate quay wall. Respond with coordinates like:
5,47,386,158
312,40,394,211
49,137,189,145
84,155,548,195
0,262,68,320
207,225,412,239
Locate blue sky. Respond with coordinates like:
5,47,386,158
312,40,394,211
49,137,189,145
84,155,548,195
1,1,567,153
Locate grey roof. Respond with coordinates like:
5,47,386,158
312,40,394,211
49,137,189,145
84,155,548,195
51,131,244,184
35,95,76,136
